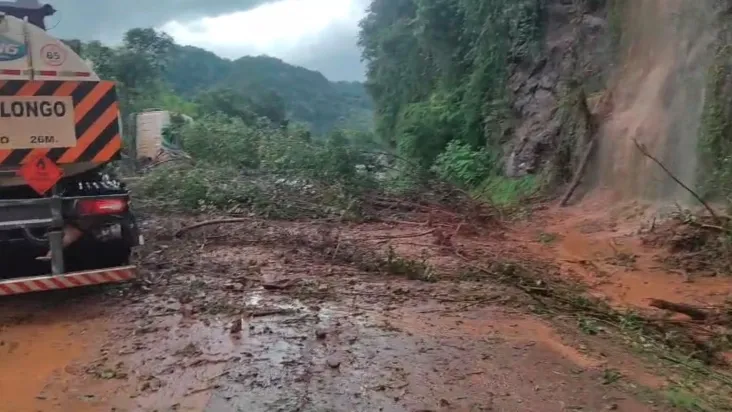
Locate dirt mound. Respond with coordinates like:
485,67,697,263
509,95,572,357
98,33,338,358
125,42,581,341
642,215,731,276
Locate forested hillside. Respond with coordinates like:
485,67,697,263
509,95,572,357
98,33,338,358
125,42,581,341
358,0,732,206
358,0,592,200
166,49,374,134
64,0,732,209
68,34,373,135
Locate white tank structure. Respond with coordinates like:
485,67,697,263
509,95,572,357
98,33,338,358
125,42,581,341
135,110,171,161
134,110,193,162
0,8,106,187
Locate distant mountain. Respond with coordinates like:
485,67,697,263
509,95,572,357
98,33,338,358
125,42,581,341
164,46,374,134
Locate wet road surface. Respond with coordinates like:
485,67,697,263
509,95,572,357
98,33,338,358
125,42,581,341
0,217,667,412
0,288,653,412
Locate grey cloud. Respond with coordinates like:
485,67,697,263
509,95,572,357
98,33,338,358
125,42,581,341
46,0,268,41
40,0,366,81
290,23,365,81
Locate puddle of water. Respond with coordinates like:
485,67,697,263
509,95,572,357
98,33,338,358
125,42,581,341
245,288,306,311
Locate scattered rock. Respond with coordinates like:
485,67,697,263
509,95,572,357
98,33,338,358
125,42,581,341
393,286,409,295
230,318,243,334
326,356,341,369
315,327,328,340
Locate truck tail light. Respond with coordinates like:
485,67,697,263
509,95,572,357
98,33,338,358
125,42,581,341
76,198,128,216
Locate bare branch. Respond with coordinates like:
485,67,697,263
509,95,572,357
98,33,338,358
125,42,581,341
175,218,254,238
649,299,710,321
633,139,722,225
560,138,596,207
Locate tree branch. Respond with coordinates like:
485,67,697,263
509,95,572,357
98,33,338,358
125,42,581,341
560,138,596,207
175,218,253,238
633,139,722,226
649,299,709,321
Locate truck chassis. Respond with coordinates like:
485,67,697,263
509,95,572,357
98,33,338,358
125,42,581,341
0,170,141,296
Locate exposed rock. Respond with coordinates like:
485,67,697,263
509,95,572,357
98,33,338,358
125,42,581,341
505,0,614,178
326,356,341,369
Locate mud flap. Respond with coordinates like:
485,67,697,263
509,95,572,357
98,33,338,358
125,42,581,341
0,266,136,296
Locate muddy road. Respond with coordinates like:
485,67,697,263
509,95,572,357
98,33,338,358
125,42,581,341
0,205,728,412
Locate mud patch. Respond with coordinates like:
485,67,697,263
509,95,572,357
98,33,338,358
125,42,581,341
0,212,713,411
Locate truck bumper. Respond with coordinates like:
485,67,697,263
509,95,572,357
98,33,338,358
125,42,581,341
1,192,139,276
0,265,136,296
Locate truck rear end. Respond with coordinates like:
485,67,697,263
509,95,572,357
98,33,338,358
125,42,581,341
0,5,141,296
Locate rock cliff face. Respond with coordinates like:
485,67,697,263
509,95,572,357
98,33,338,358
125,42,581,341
506,0,724,205
505,0,614,178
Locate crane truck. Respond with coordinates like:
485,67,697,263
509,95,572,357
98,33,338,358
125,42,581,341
0,2,141,296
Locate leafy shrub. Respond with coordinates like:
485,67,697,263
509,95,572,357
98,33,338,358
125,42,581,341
137,163,259,211
138,113,383,215
432,140,497,187
181,113,267,169
474,175,539,206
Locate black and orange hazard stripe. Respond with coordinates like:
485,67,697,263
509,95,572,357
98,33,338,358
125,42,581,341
0,80,121,167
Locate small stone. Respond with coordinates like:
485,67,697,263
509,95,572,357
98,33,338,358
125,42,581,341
326,356,341,368
229,319,243,334
393,287,409,295
315,328,327,340
604,404,619,411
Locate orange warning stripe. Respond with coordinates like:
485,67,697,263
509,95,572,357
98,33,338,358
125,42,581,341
0,80,121,167
93,133,122,163
0,266,136,296
57,102,119,163
74,81,114,123
16,81,44,96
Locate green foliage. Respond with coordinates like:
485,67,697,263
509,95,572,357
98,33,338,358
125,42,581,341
474,175,539,206
432,140,496,187
138,163,253,211
75,29,175,117
396,93,464,167
165,45,232,97
74,29,373,137
699,39,732,204
258,127,378,192
166,53,374,134
137,110,382,215
181,114,265,169
360,0,544,150
428,138,538,206
194,88,287,127
359,0,545,201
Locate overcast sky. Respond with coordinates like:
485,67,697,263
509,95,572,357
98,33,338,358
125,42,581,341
42,0,368,81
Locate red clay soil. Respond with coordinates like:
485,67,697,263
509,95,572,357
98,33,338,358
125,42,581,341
0,213,673,412
507,195,732,312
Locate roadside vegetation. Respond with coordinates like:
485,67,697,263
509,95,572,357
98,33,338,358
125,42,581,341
63,1,732,410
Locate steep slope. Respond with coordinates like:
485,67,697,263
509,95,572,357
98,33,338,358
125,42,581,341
360,0,730,205
165,48,374,134
595,0,717,202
